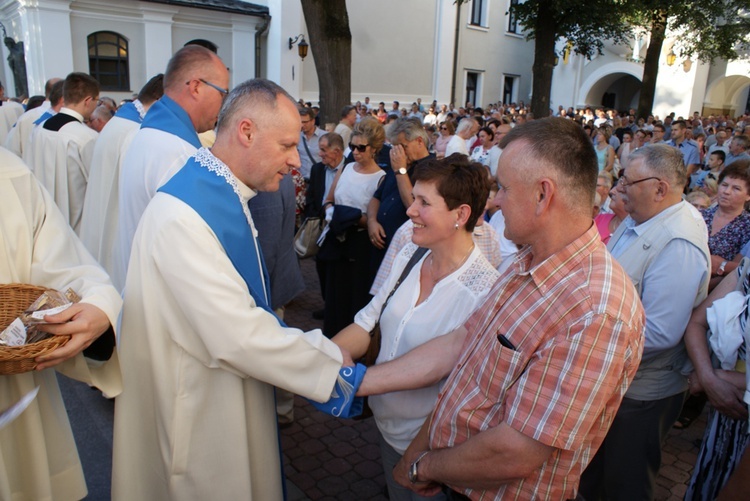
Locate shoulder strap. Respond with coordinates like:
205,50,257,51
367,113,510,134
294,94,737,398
378,247,429,319
302,135,316,165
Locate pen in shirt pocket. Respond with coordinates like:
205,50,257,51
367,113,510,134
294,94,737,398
497,333,516,351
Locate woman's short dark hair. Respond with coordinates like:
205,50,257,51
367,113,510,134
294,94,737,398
478,126,494,141
412,153,489,231
718,160,750,194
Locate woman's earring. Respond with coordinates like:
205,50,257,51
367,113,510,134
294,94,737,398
455,221,459,230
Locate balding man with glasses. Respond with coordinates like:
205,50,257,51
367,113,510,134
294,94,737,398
114,45,229,290
580,144,710,500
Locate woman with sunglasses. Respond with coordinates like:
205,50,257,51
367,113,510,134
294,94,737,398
434,120,454,159
320,117,386,336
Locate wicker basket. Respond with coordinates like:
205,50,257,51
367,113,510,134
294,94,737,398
0,284,70,375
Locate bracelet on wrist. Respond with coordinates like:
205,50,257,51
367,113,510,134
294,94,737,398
408,450,431,484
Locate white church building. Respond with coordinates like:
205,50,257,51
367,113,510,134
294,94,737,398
0,0,746,117
0,0,534,107
551,32,750,119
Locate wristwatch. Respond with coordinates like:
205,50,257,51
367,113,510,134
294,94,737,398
396,167,408,175
718,260,728,276
408,451,430,484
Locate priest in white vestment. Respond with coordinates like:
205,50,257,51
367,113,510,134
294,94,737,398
112,79,363,501
4,99,48,156
5,77,62,157
0,147,122,501
26,73,100,234
19,84,62,170
0,98,24,145
79,74,164,290
114,45,228,288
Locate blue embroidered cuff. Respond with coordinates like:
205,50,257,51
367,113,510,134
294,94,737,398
308,363,366,419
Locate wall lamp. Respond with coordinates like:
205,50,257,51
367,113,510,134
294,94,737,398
666,49,676,66
289,34,309,60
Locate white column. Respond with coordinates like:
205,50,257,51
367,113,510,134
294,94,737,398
432,0,456,104
265,0,303,96
230,14,257,88
16,0,74,94
141,7,174,81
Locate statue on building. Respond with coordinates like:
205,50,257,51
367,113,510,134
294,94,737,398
0,23,28,98
4,36,28,98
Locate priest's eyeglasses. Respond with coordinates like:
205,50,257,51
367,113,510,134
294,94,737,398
187,79,229,96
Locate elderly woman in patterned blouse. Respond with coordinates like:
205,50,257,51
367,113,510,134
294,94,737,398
702,160,750,288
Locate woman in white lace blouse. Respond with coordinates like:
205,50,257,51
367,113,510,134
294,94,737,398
333,154,500,501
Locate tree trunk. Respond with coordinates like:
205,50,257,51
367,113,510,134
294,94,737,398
530,2,558,119
300,0,352,127
636,9,667,121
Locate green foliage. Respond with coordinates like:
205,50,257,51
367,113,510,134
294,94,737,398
626,0,750,62
509,0,750,61
510,0,632,58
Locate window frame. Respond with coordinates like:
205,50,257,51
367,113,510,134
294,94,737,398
470,0,489,28
87,31,130,92
503,74,520,105
507,0,519,34
466,71,483,108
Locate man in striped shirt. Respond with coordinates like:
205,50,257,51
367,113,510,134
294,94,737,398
360,118,645,499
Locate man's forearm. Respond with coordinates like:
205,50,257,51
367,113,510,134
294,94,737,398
686,271,737,382
417,422,554,490
396,175,414,209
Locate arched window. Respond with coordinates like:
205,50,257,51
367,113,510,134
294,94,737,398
88,31,130,91
185,39,218,53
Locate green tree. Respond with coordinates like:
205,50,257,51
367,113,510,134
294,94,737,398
628,0,750,119
299,0,351,126
509,0,631,119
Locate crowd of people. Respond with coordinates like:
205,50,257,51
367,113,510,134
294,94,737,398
1,40,750,500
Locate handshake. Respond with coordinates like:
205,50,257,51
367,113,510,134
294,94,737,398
308,363,367,419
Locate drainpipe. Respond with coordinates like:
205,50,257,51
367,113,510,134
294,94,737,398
450,1,462,106
255,14,271,78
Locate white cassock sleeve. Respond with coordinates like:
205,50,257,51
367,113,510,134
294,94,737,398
0,147,122,501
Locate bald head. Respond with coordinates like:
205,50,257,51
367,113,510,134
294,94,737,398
44,78,62,99
216,79,296,134
164,45,229,133
163,45,225,93
212,79,302,192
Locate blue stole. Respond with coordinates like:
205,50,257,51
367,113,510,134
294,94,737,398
160,150,292,499
140,95,201,149
114,101,142,124
33,110,53,126
158,151,279,322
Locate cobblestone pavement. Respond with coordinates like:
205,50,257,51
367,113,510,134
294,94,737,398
281,258,708,501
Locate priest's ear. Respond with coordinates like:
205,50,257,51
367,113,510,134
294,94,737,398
238,117,256,146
